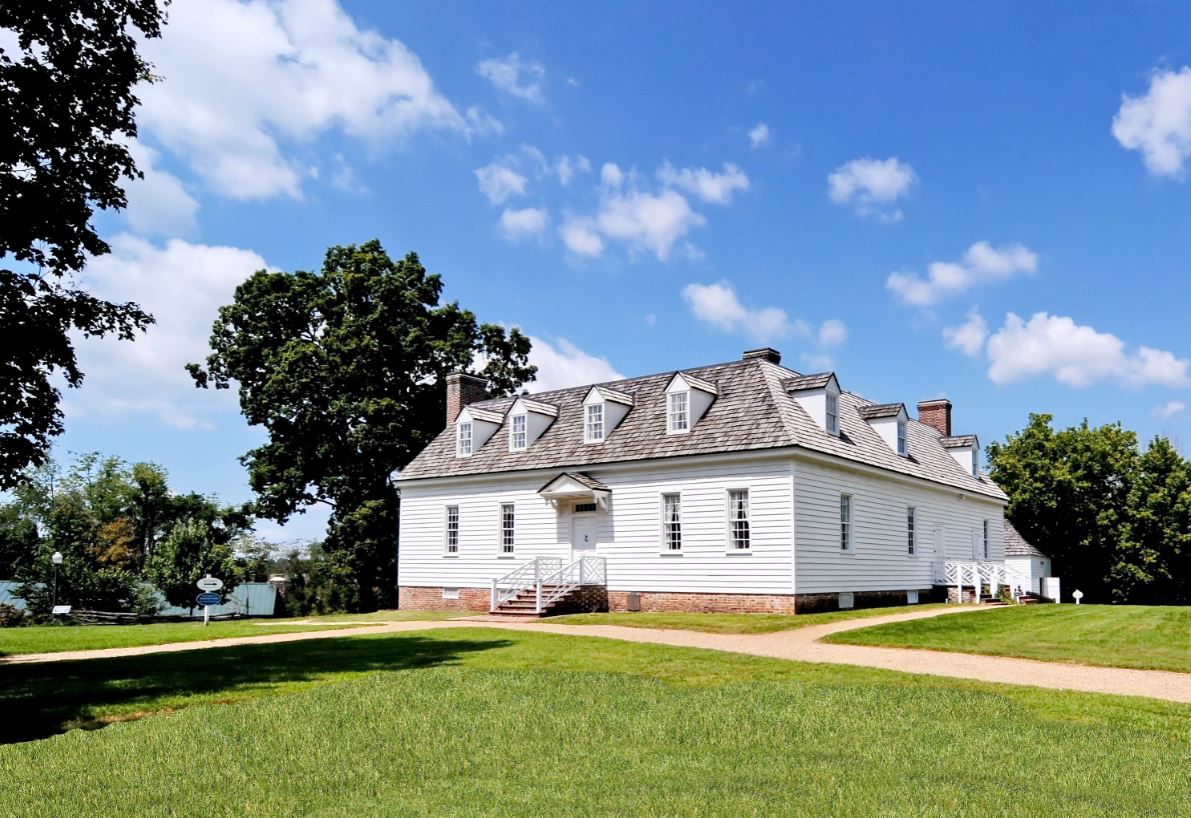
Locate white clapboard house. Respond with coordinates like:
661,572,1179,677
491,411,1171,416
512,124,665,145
395,348,1019,615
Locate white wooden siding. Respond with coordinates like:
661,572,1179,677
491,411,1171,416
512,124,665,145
398,456,794,594
793,455,1004,594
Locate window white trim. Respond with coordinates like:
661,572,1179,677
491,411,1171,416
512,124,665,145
896,420,907,456
456,422,473,457
584,403,605,443
727,488,751,552
667,391,690,435
660,492,682,553
444,505,459,556
906,506,916,556
839,493,853,552
500,503,515,556
442,587,460,600
982,519,990,560
825,392,839,436
508,413,527,451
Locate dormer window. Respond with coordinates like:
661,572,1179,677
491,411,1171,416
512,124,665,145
940,434,980,477
668,391,689,434
785,372,841,437
454,405,501,458
897,420,907,455
585,403,604,443
509,414,527,450
826,393,839,435
457,422,473,456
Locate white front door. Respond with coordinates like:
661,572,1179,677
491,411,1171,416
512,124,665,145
571,515,598,558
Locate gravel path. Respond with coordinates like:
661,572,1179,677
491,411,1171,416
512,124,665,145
4,606,1190,704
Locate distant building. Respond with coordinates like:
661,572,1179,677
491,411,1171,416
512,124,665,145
1003,520,1052,597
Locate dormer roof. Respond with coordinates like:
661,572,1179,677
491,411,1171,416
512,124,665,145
858,403,907,420
459,406,503,424
511,397,559,418
586,385,634,406
783,372,836,392
939,434,978,448
669,371,719,395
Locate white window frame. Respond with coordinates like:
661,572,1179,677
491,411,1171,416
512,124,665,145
509,413,527,451
897,420,907,456
826,392,839,436
982,519,989,560
840,493,853,552
584,403,605,443
456,422,473,457
660,492,682,553
444,505,459,556
906,506,916,556
500,503,515,556
667,391,690,434
727,488,750,552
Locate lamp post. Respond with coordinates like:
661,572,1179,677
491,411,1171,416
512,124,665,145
51,551,63,611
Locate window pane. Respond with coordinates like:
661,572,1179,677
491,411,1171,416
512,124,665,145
840,494,851,550
511,415,526,449
457,423,472,455
501,503,515,554
662,493,682,551
669,392,689,432
586,404,604,441
907,507,915,555
446,506,459,553
729,489,750,550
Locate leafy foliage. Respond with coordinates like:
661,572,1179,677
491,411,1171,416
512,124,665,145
0,0,166,486
144,519,239,611
189,240,536,610
988,414,1191,603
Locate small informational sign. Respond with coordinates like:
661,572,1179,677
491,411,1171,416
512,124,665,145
196,575,224,592
1072,589,1084,605
51,605,72,615
196,592,221,607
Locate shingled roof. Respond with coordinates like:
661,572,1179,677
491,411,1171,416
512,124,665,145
1004,520,1047,557
399,357,1007,501
857,403,906,420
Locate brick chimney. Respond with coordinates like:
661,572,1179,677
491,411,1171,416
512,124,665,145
917,399,952,436
742,347,782,365
445,372,488,425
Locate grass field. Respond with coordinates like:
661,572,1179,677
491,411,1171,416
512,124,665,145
551,603,951,633
827,604,1191,673
0,610,462,657
1,627,1189,816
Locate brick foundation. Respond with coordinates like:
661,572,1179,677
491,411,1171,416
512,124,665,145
399,586,939,615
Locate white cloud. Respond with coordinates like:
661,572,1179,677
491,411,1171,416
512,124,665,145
477,52,545,104
1154,400,1187,419
1112,67,1191,178
600,162,625,188
942,309,989,357
556,154,591,186
985,312,1190,388
887,241,1038,306
138,0,489,201
499,207,548,241
558,218,604,257
526,337,622,392
121,140,199,235
681,281,791,342
748,122,771,149
71,235,269,429
657,162,750,204
593,188,704,261
474,162,528,204
827,156,916,221
817,319,848,347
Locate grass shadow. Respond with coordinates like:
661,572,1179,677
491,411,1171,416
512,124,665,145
0,633,512,744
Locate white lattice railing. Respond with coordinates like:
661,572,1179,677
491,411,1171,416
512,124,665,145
933,560,1035,602
489,556,607,613
490,557,563,609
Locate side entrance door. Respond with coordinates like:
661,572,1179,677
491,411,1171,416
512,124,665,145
571,515,598,560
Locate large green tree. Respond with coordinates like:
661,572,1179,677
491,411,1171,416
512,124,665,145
144,518,240,611
987,414,1138,602
188,240,536,610
0,0,167,487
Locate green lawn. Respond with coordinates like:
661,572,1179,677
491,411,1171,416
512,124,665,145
827,604,1191,673
550,602,951,634
0,609,463,657
1,627,1189,816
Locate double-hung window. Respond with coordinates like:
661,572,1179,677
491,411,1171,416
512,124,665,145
509,414,527,450
840,494,853,551
826,393,839,435
897,421,907,456
661,493,682,552
585,404,604,442
445,506,459,555
906,507,916,555
982,520,989,560
728,489,750,551
668,391,689,434
501,503,515,555
457,422,473,456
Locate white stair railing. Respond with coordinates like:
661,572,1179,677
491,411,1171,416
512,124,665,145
937,560,1035,604
489,556,607,613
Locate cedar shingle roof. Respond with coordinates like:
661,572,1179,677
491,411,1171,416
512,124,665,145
858,403,906,420
782,372,835,391
1004,520,1047,557
399,358,1007,500
940,434,979,448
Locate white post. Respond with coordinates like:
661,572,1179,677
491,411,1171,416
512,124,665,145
579,557,586,586
203,604,210,627
490,579,497,612
535,581,542,614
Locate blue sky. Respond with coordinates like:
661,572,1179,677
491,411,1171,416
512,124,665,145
48,0,1191,541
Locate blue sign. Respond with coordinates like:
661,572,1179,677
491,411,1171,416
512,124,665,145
196,592,221,606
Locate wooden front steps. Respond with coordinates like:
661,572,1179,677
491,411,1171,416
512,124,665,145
492,585,582,617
